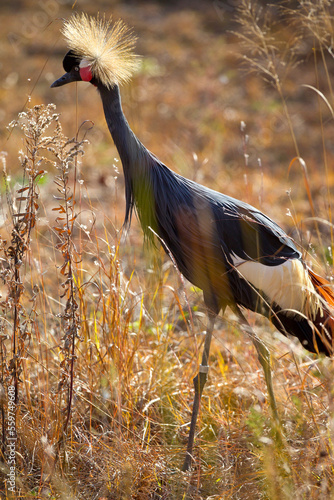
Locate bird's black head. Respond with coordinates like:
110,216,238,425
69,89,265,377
51,14,139,90
51,50,94,88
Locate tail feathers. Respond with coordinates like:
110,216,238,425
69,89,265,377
272,309,334,357
271,268,334,357
308,268,334,308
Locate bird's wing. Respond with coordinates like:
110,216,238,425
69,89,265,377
209,194,301,265
153,168,300,274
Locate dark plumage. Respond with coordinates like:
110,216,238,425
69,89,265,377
96,85,333,357
51,14,334,470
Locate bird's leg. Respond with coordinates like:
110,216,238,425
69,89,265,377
251,336,279,420
182,312,216,472
235,307,279,421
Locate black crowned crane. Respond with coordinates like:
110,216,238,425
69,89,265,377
52,13,334,471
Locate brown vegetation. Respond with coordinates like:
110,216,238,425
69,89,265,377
1,1,334,498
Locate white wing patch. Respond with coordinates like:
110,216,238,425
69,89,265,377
231,253,322,319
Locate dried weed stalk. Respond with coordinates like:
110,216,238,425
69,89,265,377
285,0,334,56
1,104,86,458
50,124,86,436
235,1,293,89
0,105,55,493
2,105,56,401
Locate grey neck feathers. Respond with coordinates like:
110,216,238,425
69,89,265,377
98,84,156,234
98,85,147,165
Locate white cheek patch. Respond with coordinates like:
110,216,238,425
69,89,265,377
231,254,321,318
79,58,91,68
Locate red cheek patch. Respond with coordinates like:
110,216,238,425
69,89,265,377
80,66,93,82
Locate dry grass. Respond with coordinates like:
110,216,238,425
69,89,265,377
1,0,334,498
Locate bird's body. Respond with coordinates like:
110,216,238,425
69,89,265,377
98,85,333,356
52,13,334,469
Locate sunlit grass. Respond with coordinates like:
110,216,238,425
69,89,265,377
1,1,334,498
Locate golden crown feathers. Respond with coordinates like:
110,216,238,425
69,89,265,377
61,13,140,88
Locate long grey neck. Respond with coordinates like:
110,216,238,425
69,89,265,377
98,84,148,168
97,83,155,230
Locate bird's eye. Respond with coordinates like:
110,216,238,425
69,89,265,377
74,66,79,72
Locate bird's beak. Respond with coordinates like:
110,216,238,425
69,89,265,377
51,71,80,88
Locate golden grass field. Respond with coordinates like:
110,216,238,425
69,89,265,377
1,0,334,498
